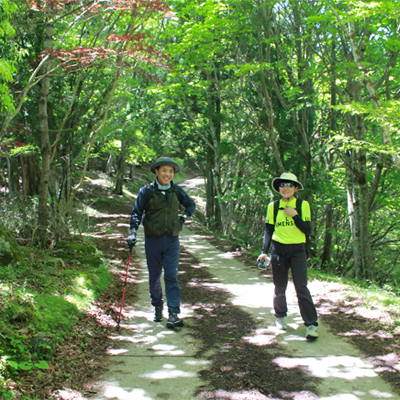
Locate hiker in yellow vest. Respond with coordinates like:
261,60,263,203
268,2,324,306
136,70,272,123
258,173,318,339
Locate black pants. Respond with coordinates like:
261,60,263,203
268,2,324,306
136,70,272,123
271,242,318,327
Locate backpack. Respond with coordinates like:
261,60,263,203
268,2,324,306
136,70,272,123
273,198,311,259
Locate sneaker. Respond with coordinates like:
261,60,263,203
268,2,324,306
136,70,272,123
166,312,184,329
154,305,163,322
306,325,318,339
276,317,287,330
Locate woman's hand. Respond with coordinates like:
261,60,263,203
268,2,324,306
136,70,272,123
257,254,270,262
284,206,298,217
257,253,271,269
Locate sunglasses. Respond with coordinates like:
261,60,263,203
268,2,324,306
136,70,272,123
279,182,295,188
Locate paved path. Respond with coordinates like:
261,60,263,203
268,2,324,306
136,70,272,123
89,224,400,400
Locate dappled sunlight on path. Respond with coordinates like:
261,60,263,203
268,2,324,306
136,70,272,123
178,227,400,400
88,225,400,400
91,230,209,399
274,355,377,380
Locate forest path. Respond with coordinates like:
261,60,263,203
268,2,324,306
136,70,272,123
85,177,400,400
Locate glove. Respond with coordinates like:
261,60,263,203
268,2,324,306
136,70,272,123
126,231,137,250
179,214,188,225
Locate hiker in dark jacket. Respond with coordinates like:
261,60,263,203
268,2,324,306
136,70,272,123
257,173,318,339
126,157,196,328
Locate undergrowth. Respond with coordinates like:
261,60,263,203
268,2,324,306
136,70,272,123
308,269,400,329
0,230,112,399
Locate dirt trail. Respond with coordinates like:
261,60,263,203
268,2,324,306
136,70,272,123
84,222,399,400
48,175,400,400
54,177,399,400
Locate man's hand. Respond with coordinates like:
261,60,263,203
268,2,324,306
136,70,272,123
126,231,137,251
179,214,188,225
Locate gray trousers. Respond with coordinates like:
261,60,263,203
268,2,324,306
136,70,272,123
271,242,318,327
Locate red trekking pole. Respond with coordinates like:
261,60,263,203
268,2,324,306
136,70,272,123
116,251,132,333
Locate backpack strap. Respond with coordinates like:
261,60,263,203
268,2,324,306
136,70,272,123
273,200,279,224
295,198,302,218
144,184,155,210
295,198,311,258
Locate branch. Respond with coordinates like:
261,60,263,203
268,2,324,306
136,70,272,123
0,55,50,139
181,96,215,151
368,162,383,212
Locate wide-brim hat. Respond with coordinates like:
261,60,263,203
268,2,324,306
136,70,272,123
272,172,303,193
150,157,181,174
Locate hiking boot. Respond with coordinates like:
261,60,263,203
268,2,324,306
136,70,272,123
154,305,163,322
306,325,319,339
276,317,287,330
166,312,184,329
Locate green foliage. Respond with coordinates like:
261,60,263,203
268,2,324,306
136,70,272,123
0,230,112,394
0,0,17,112
54,240,98,263
0,196,43,245
0,229,24,265
0,0,171,244
99,95,158,166
150,0,400,286
33,295,80,333
1,6,400,394
7,359,49,372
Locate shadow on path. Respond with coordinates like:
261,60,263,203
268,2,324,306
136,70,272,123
90,224,400,400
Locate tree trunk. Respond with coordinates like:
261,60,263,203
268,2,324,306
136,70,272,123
210,84,223,232
320,70,337,268
344,149,363,278
129,164,136,180
352,76,374,279
258,3,284,173
224,152,241,237
203,73,224,232
7,156,20,196
37,21,54,246
357,147,374,279
57,146,71,216
320,204,332,268
205,148,215,230
20,154,40,197
105,154,114,173
114,140,127,195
